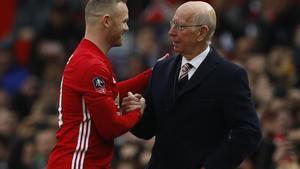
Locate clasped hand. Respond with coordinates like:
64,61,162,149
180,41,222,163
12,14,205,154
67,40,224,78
121,92,145,116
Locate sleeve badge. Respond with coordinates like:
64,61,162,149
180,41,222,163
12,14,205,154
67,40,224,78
93,76,106,94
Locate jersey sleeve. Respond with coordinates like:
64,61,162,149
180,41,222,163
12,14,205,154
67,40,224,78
80,63,142,141
117,69,152,99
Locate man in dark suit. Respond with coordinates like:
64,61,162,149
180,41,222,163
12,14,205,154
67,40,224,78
122,1,262,169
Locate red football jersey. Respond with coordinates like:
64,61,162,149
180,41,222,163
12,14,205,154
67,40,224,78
47,39,152,169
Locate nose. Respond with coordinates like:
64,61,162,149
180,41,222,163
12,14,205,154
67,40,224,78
168,26,176,37
124,23,129,32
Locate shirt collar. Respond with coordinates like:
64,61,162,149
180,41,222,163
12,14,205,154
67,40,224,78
181,46,210,69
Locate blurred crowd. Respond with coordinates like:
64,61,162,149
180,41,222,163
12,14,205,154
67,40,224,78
0,0,300,169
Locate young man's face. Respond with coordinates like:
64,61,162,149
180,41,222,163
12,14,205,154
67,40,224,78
108,2,129,47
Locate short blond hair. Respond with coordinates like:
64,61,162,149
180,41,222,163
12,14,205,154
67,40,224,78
85,0,127,22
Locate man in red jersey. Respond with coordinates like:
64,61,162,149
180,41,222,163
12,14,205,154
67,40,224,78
47,0,152,169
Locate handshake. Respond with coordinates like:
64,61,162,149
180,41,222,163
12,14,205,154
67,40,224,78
121,92,146,116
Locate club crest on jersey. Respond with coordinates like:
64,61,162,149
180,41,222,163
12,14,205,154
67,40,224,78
93,76,106,93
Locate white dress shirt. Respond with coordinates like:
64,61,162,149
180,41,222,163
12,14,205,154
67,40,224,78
180,46,210,80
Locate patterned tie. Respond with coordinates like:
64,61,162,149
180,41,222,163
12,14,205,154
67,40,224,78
178,63,193,81
177,63,193,92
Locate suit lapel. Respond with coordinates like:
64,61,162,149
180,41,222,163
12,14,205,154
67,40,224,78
176,48,221,99
156,55,182,105
170,55,182,100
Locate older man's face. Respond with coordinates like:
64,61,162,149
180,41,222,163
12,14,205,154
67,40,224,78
168,8,200,57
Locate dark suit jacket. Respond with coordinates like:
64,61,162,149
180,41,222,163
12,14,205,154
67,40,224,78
132,47,262,169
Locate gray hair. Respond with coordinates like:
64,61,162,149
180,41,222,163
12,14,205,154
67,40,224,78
192,10,216,41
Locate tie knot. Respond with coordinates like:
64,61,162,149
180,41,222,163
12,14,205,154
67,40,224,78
182,63,192,72
179,63,193,80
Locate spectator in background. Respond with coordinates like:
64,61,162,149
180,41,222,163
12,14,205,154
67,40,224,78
0,135,9,169
33,128,56,169
0,0,16,40
141,0,174,24
30,39,66,78
8,138,35,169
0,46,29,96
0,108,17,141
12,76,39,119
0,89,11,109
128,1,261,169
134,26,160,67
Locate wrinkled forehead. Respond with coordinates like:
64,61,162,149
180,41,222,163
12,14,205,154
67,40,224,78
173,7,195,23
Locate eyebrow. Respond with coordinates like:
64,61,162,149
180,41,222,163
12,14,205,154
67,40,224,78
123,18,129,22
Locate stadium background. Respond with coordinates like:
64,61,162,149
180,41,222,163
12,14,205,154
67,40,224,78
0,0,300,169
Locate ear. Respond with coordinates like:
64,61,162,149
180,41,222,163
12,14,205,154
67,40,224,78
102,14,112,28
197,25,209,42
